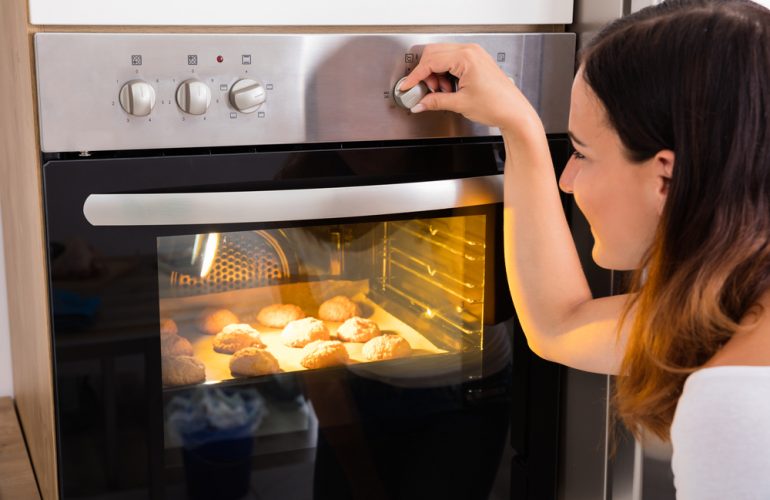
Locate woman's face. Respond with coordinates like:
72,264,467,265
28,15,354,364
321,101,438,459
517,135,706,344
559,68,670,271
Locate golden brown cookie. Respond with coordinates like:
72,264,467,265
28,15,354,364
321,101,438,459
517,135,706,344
362,334,412,361
336,316,381,343
162,356,206,386
160,318,179,338
200,308,240,335
257,304,306,328
280,317,330,347
318,296,361,322
300,340,349,369
161,334,194,357
229,347,280,377
213,324,265,354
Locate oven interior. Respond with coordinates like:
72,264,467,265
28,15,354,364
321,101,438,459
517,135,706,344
157,212,489,387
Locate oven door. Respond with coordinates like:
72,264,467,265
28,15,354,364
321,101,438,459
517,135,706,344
43,139,566,499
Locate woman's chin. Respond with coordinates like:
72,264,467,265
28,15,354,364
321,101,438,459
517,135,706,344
591,245,638,271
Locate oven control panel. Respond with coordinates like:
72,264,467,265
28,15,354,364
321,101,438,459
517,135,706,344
35,33,575,153
118,77,266,117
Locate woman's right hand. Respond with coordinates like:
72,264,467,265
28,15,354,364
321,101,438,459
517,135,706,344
398,43,541,133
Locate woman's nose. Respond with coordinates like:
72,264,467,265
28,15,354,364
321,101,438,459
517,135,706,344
559,157,579,194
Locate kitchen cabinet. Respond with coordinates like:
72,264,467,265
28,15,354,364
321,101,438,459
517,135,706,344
28,0,573,25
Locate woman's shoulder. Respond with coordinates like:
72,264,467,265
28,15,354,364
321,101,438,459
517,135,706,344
673,365,770,434
683,365,770,391
680,292,770,410
671,366,770,499
673,368,770,467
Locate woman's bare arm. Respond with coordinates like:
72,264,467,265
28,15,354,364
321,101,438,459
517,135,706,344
400,43,632,375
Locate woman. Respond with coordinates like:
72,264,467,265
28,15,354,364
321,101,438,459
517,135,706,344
399,0,770,497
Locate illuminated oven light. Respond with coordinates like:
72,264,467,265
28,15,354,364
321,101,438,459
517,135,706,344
424,308,435,319
199,233,221,278
191,234,204,265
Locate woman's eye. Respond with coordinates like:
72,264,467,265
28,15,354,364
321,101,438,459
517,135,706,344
571,150,586,160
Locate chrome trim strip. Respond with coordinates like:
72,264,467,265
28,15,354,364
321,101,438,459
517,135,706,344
83,174,503,226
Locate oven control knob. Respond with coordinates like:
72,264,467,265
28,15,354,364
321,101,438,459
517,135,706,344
229,79,266,113
393,76,430,110
118,80,156,117
176,80,211,115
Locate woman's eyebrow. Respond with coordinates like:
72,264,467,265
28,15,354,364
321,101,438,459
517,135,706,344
568,130,588,148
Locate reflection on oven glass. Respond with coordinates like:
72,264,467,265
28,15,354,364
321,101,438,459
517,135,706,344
156,215,486,387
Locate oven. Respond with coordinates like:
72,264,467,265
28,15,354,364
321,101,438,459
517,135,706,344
35,33,575,499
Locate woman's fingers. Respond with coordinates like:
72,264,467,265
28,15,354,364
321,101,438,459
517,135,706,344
437,74,455,93
394,43,534,130
421,73,455,93
423,73,440,92
410,89,463,114
398,44,466,91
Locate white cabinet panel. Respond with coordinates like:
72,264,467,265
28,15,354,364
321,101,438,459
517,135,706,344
28,0,573,25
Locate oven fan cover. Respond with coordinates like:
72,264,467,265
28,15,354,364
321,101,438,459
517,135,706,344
168,230,294,297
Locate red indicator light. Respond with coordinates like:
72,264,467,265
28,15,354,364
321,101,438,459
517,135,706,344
216,55,224,63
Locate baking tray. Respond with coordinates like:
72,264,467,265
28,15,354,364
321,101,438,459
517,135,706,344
159,279,448,384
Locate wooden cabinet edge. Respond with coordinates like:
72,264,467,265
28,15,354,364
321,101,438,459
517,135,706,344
1,2,58,499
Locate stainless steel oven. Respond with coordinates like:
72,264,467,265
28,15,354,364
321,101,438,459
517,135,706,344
35,32,575,499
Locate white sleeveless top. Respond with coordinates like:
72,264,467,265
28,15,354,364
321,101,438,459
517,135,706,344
670,366,770,499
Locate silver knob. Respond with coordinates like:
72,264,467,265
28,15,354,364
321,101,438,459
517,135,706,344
176,80,211,115
393,76,430,109
118,80,156,117
229,79,266,113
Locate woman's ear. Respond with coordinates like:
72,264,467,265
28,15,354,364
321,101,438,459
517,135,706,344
653,149,675,215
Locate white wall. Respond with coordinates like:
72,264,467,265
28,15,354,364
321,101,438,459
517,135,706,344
0,211,13,397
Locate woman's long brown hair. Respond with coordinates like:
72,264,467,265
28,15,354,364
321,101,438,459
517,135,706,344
581,0,770,440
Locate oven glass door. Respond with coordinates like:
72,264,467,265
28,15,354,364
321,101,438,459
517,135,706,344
154,207,502,500
43,140,563,499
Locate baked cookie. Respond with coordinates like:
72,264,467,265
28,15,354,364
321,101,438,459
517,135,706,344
162,356,206,386
229,347,280,377
318,296,361,322
160,318,178,338
300,340,349,369
336,316,381,343
257,304,306,328
280,317,330,347
161,334,194,357
213,324,265,354
362,334,412,361
200,308,239,335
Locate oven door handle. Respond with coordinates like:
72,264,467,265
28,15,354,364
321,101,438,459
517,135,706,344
83,174,503,226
